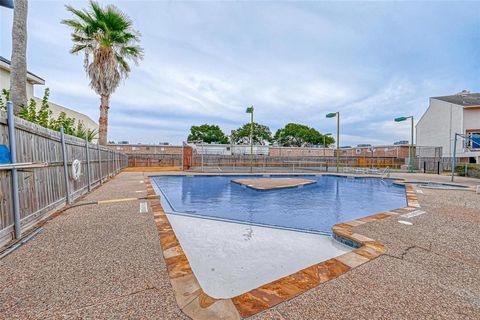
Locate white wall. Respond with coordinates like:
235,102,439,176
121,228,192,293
194,144,270,155
417,98,480,159
33,97,98,133
416,98,461,157
463,108,480,130
0,68,35,100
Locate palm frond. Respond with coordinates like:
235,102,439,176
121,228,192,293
63,0,143,96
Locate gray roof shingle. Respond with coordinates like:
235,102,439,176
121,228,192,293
433,91,480,107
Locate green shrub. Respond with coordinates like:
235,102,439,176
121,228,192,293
455,163,480,178
1,88,97,142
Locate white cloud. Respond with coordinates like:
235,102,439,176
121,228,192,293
5,0,477,145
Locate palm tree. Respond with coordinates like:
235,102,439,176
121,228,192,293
10,0,28,115
62,1,143,145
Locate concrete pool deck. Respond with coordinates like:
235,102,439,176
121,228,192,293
0,171,479,319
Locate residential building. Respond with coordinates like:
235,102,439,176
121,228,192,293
0,56,98,135
193,144,269,156
416,91,480,163
0,56,44,99
269,147,334,157
108,143,182,154
338,145,412,158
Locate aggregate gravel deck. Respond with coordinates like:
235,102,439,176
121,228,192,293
0,172,188,319
1,171,479,319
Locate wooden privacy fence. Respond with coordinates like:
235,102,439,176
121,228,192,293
0,110,128,247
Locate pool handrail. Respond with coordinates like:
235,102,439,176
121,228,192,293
380,167,391,179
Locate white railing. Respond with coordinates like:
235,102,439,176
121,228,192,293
380,167,391,179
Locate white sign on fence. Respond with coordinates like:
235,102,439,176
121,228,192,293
71,159,82,180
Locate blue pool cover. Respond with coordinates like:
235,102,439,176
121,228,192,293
151,175,406,235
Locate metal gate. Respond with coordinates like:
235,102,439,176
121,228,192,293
182,144,193,170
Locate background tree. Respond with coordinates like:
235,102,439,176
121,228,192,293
274,123,335,147
187,124,228,144
10,0,28,114
231,122,272,145
62,1,143,145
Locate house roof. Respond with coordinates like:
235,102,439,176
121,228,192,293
432,91,480,107
0,56,45,85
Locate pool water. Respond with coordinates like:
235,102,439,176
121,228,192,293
151,175,406,235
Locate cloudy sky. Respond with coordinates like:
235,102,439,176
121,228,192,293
1,1,479,145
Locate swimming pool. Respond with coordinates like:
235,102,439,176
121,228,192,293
151,175,406,235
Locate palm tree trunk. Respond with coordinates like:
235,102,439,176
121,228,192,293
98,94,109,145
10,0,28,115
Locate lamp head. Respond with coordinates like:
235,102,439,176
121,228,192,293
0,0,14,8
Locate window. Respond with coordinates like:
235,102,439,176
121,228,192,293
355,149,361,154
132,147,139,151
160,147,165,151
466,131,480,150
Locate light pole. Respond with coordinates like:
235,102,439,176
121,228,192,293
326,112,340,172
394,116,414,173
246,105,254,173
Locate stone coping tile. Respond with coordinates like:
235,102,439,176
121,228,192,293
145,176,419,319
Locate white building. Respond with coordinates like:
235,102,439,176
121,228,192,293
416,91,480,163
0,56,98,135
192,143,269,155
0,56,44,99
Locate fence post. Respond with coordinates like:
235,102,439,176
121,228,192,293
451,134,457,182
85,138,91,192
60,127,72,204
97,144,102,185
7,102,21,239
106,149,110,178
